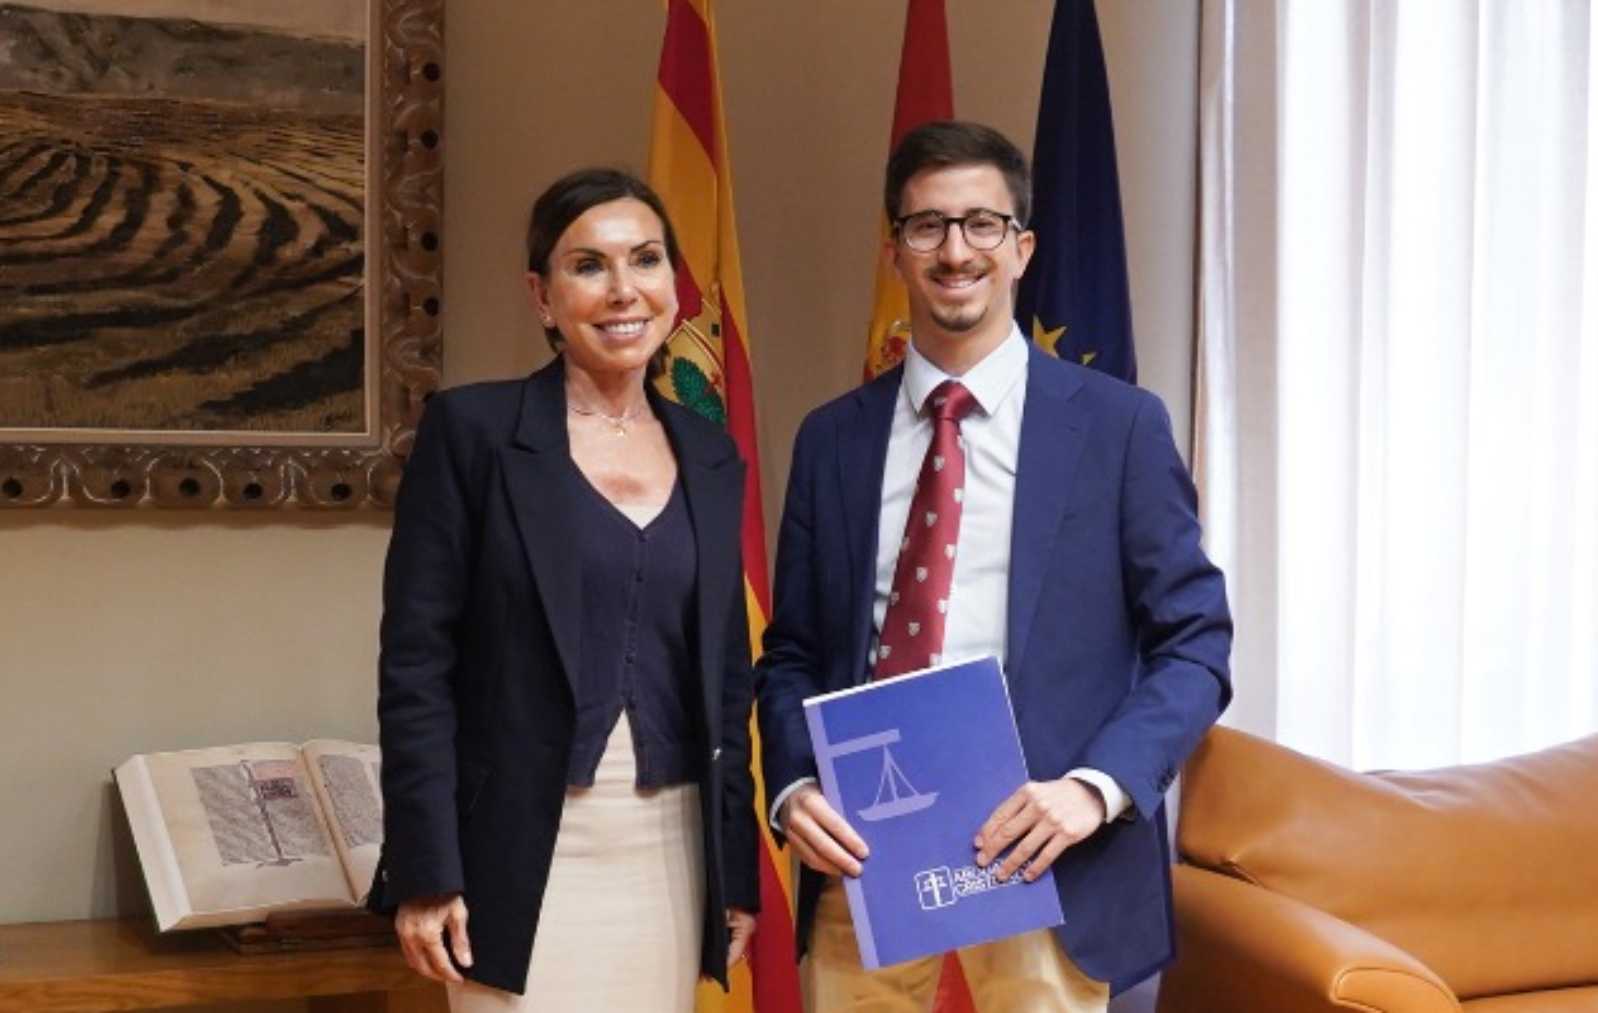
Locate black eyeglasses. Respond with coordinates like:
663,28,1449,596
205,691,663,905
893,209,1024,252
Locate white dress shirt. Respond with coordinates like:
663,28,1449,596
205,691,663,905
771,326,1129,829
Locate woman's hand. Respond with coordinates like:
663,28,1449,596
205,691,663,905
395,892,473,983
726,907,756,967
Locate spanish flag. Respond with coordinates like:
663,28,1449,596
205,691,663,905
863,0,955,379
648,3,802,1012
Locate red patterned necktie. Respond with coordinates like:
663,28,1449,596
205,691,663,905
874,380,979,679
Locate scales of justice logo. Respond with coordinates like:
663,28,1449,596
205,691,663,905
822,727,938,823
818,723,1021,912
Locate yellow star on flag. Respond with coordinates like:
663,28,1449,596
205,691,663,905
1031,315,1097,366
1031,315,1067,357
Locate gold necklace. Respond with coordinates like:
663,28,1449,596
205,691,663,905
567,399,647,436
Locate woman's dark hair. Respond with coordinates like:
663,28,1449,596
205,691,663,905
883,120,1032,227
525,167,682,371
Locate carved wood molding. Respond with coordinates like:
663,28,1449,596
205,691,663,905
0,0,443,511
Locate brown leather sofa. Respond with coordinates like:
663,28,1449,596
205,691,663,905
1156,727,1598,1013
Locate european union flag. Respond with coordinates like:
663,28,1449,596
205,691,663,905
1015,0,1136,383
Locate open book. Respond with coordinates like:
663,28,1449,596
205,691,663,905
114,740,382,932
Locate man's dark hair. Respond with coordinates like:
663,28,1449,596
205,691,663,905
884,120,1032,227
525,167,682,362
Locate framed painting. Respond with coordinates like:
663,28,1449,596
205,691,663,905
0,0,442,509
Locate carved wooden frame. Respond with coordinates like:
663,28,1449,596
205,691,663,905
0,0,443,511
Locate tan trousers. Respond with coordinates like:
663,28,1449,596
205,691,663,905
447,719,705,1012
802,878,1109,1013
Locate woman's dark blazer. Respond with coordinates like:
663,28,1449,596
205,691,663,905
367,356,761,993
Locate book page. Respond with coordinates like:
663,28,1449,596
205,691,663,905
114,754,191,932
136,742,357,929
300,739,382,904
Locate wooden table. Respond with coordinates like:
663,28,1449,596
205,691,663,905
0,919,446,1012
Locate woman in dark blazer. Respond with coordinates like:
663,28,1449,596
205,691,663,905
369,168,759,1010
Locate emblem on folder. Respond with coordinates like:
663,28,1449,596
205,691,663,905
818,728,938,823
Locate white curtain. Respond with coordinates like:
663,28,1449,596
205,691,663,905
1199,0,1598,770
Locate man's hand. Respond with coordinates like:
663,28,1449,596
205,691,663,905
781,783,869,877
395,892,472,983
975,777,1106,882
726,907,756,966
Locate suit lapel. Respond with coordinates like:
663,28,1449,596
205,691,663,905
1007,347,1090,676
657,398,743,735
839,368,900,683
503,359,584,700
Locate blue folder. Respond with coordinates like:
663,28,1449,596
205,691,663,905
803,655,1065,968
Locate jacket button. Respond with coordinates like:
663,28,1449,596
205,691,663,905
381,868,389,882
710,747,722,762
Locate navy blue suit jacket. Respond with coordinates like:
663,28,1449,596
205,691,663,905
756,345,1231,990
368,358,760,993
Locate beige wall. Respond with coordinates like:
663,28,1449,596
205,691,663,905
0,1,1197,931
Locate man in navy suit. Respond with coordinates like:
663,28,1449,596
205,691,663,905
756,121,1232,1010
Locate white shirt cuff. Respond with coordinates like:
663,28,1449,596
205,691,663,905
1066,768,1131,823
768,776,818,833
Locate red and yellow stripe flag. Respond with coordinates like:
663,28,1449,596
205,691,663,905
648,3,802,1012
863,0,955,379
860,8,978,1012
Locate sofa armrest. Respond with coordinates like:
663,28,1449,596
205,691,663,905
1156,865,1460,1013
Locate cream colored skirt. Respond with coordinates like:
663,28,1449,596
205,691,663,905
448,718,706,1012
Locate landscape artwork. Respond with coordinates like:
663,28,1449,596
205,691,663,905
0,1,368,434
